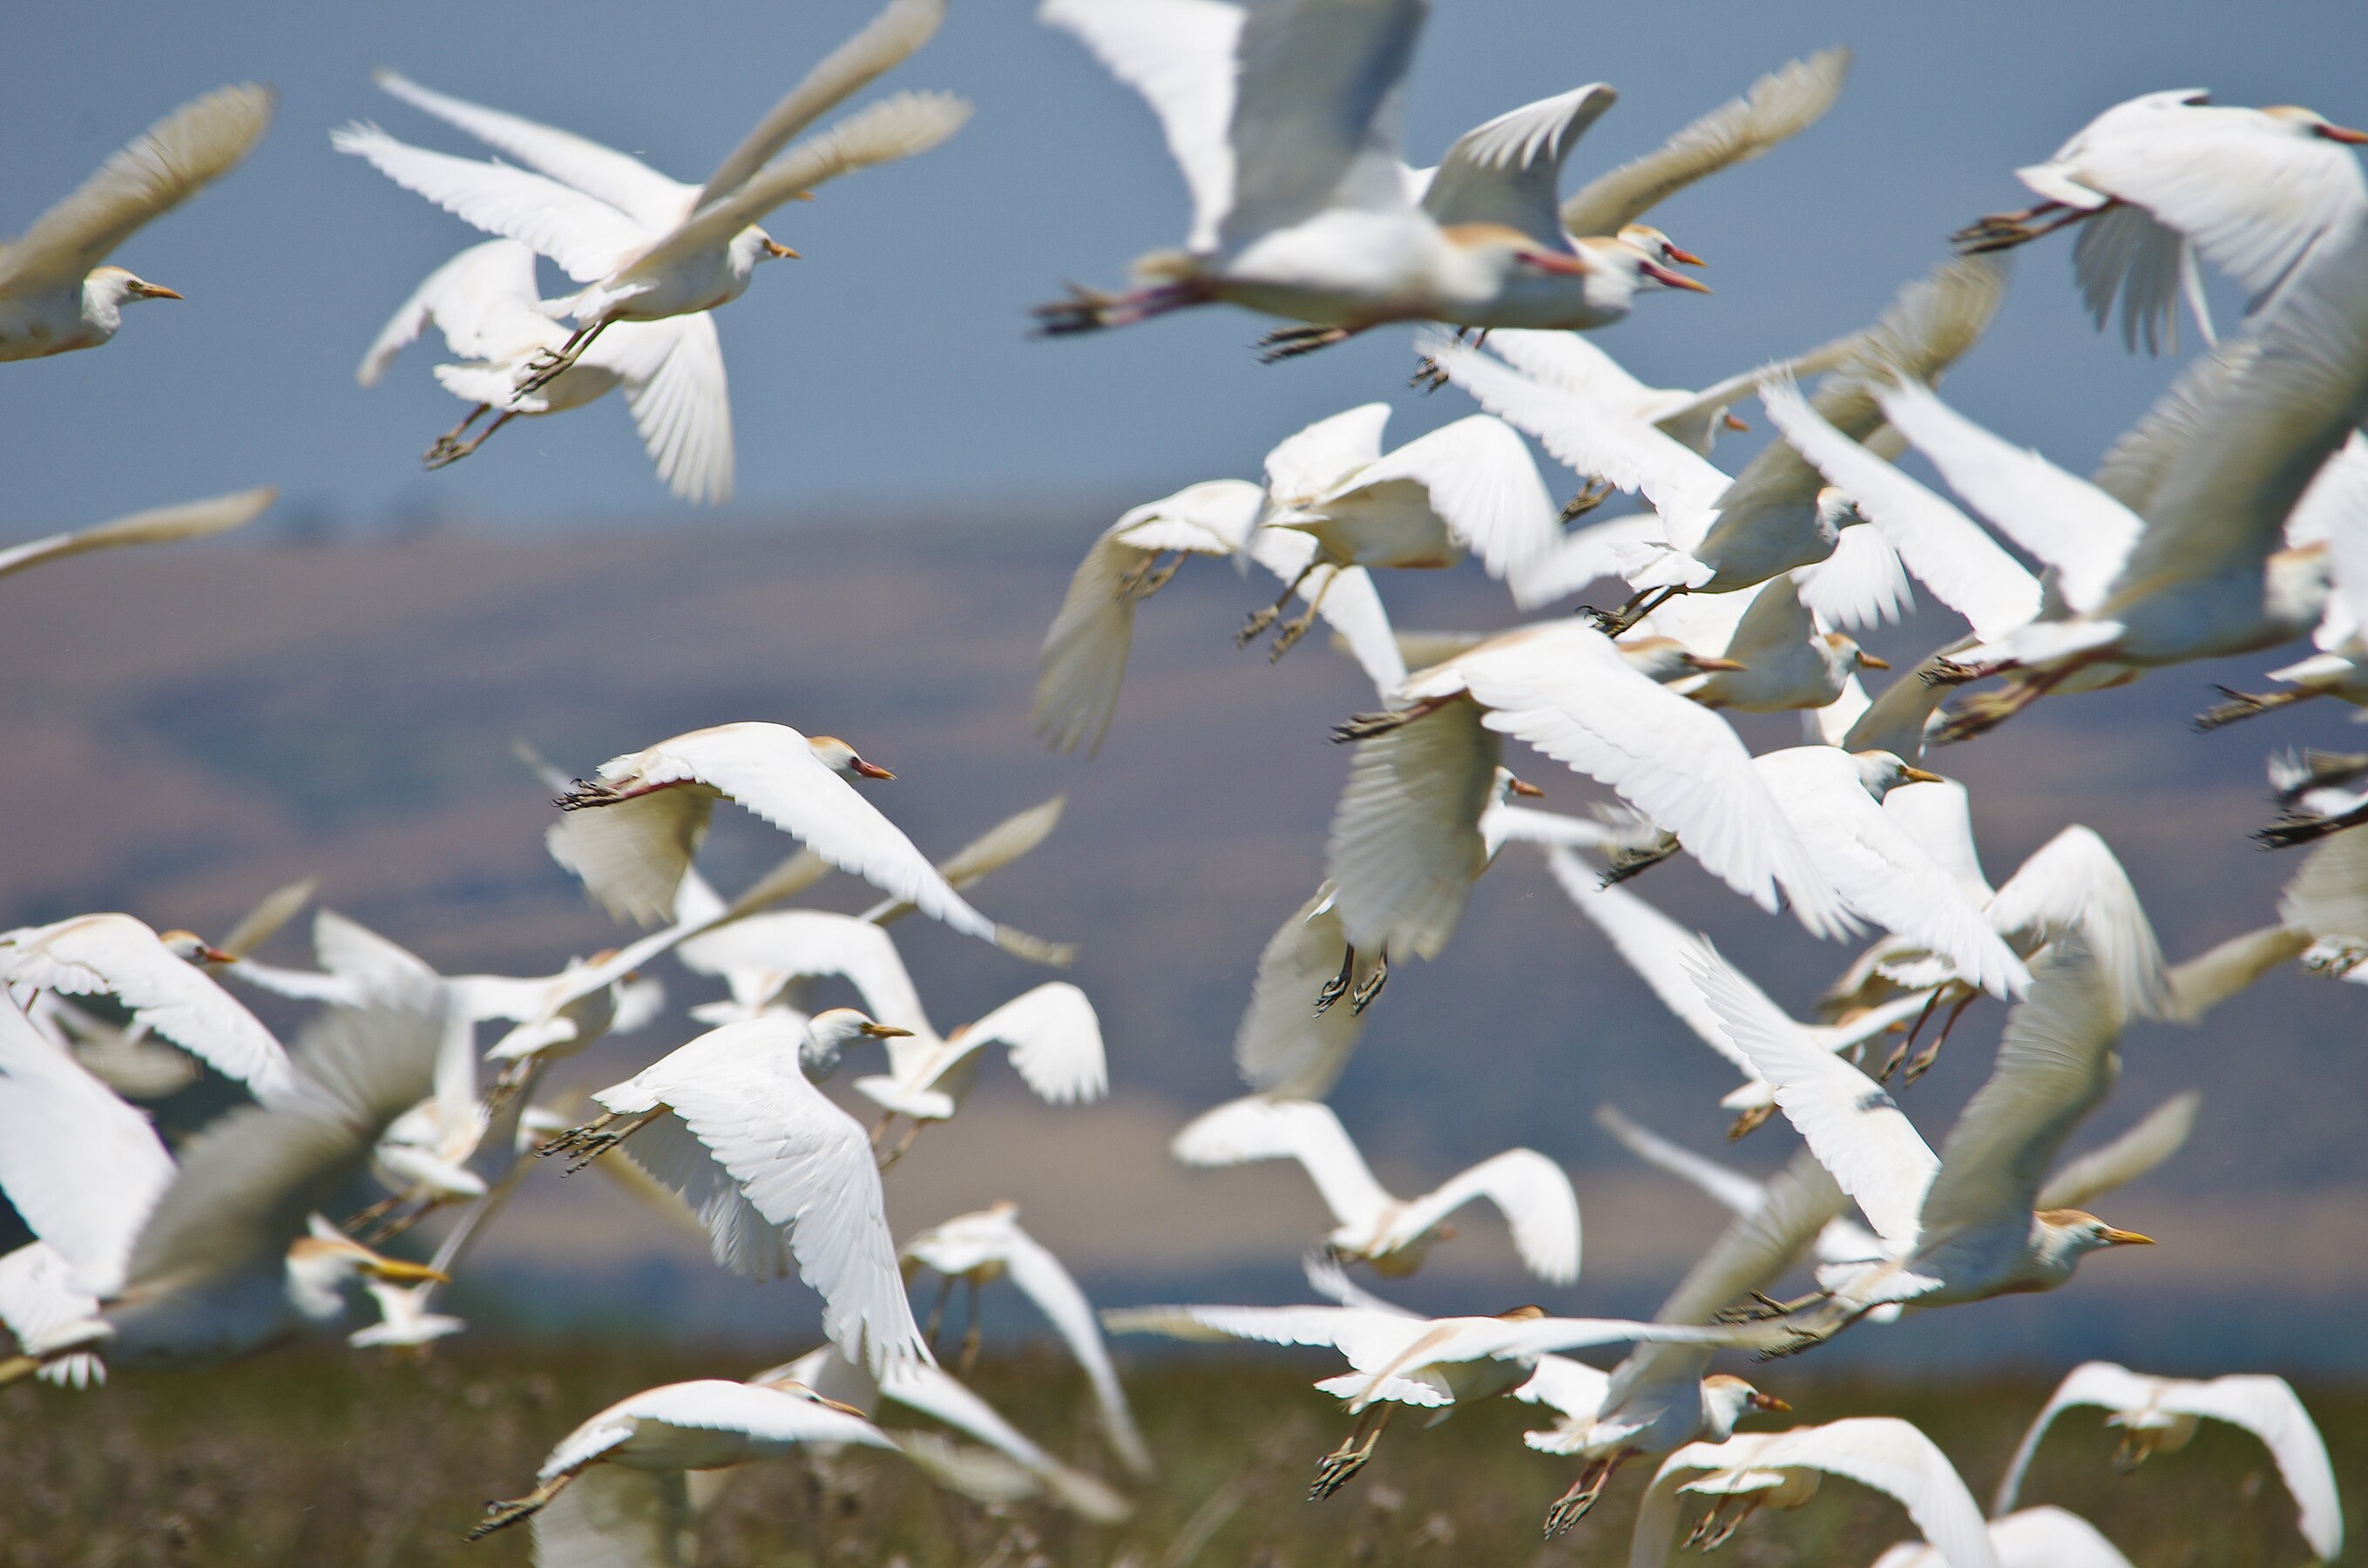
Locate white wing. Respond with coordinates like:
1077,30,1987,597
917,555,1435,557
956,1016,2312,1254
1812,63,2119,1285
0,914,292,1097
1410,621,1848,934
1324,699,1495,958
1917,939,2121,1242
957,983,1106,1105
1034,479,1265,755
1879,779,1993,901
1872,379,2143,616
531,1464,692,1568
1559,48,1850,236
1756,748,2029,997
676,909,930,1032
1636,1417,1997,1568
605,723,997,943
2162,926,2311,1024
2277,820,2368,942
1985,826,2168,1018
314,909,440,998
2035,1091,2197,1212
0,83,276,295
996,1221,1155,1477
370,71,690,231
1794,517,1915,632
1039,0,1244,253
0,1003,176,1297
2159,1375,2343,1559
1993,1360,2170,1513
1546,856,1761,1079
1328,415,1559,583
1397,1148,1582,1284
331,123,653,283
1760,377,2040,641
1421,84,1620,247
0,1242,105,1384
1508,511,1668,611
618,1022,923,1374
596,314,734,505
1171,1095,1393,1230
1594,1105,1767,1217
0,489,276,584
1686,944,1937,1253
361,240,534,382
2071,201,2200,355
1231,884,1374,1098
1512,1352,1614,1421
695,0,950,208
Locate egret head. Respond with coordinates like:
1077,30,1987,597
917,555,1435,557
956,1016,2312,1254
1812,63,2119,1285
1492,767,1546,805
288,1219,449,1321
746,1372,871,1417
1848,749,1945,800
1572,235,1713,301
1617,223,1707,269
807,735,896,781
1822,632,1889,672
2261,105,2368,143
86,266,181,307
1703,1373,1790,1436
802,1006,910,1082
156,929,237,965
2036,1208,2155,1264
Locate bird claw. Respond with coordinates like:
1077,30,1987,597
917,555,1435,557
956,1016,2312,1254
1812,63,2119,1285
1307,1445,1371,1500
1256,325,1351,363
1408,355,1450,394
1900,1039,1944,1085
1314,947,1355,1015
1349,956,1389,1015
464,1496,543,1541
1116,553,1182,601
1235,604,1282,646
1560,479,1614,522
1724,1104,1776,1141
1269,606,1319,660
1920,659,1988,688
1030,283,1120,336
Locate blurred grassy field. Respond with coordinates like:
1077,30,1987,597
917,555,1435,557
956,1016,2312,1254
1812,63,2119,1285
3,1342,2356,1566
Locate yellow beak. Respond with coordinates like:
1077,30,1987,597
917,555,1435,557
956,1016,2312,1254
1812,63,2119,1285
1751,1393,1791,1413
1901,766,1946,785
1693,656,1748,672
137,282,184,300
1857,652,1891,670
862,1023,914,1038
2100,1227,2155,1247
365,1257,452,1284
1508,777,1546,798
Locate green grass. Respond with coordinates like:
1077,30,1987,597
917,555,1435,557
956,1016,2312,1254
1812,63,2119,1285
3,1343,2357,1566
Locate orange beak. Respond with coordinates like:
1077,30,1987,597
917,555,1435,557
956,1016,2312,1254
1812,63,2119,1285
2100,1227,2155,1247
763,240,801,259
1749,1392,1791,1412
136,282,184,300
1661,245,1707,267
197,943,238,964
1508,777,1546,798
852,759,896,781
1641,260,1712,294
1722,413,1750,432
2317,123,2368,144
1858,652,1891,670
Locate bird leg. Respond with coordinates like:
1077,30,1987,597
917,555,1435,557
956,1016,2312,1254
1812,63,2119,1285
1349,950,1390,1015
1954,200,2093,254
1542,1449,1639,1538
341,1193,406,1234
2110,1427,2166,1475
422,402,491,463
1933,665,2077,744
1587,585,1681,639
1256,324,1358,363
1724,1104,1777,1141
957,1276,984,1378
876,1118,926,1171
423,409,518,470
1601,835,1683,886
1031,278,1213,336
2192,684,2315,732
921,1274,955,1352
1239,564,1317,646
516,319,611,395
541,1108,663,1173
1560,479,1615,522
1901,992,1977,1085
1715,1289,1824,1325
1877,989,1951,1083
465,1473,575,1540
1685,1493,1762,1551
1308,1403,1395,1500
1409,355,1451,394
1116,550,1184,601
1269,571,1337,660
2257,797,2368,848
1315,945,1357,1015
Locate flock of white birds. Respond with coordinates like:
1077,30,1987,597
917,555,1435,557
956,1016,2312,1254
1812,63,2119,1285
0,0,2364,1563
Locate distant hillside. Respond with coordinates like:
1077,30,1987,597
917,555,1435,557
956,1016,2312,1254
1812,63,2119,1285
4,516,2363,1366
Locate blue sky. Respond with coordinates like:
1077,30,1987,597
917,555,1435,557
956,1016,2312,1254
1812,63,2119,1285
3,1,2366,531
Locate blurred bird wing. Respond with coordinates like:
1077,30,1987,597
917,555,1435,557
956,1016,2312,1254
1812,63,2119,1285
1595,1105,1768,1218
358,238,551,385
1512,1350,1613,1418
1421,84,1619,247
2160,1375,2343,1558
214,879,317,963
313,909,440,997
998,1221,1154,1477
1508,510,1668,611
627,1378,895,1450
1986,826,2168,1017
1918,940,2121,1240
1420,622,1848,933
954,983,1106,1103
1686,943,1937,1254
1481,328,1651,402
1324,699,1495,958
531,1464,693,1568
619,724,996,943
1758,749,2028,997
1793,522,1914,632
1485,803,1643,855
0,1004,176,1296
1558,47,1850,236
1233,885,1370,1098
2277,821,2368,944
0,914,292,1098
645,1037,924,1374
1872,378,2141,616
912,796,1066,898
1216,0,1424,252
371,71,691,230
1264,402,1392,502
696,0,948,206
617,1108,792,1281
1035,480,1263,755
1993,1360,2164,1512
0,1241,105,1375
2036,1091,2197,1213
330,123,652,283
2072,201,2199,355
122,1005,443,1294
0,488,276,585
1760,377,2040,641
635,93,971,279
0,83,275,296
1040,0,1244,253
1399,1148,1581,1283
1709,575,1812,664
1243,527,1407,694
1877,779,1992,902
678,910,931,1034
1421,337,1731,547
878,1358,1133,1520
1102,1302,1425,1364
592,313,734,505
1171,1095,1394,1227
1330,415,1559,582
1544,855,1762,1079
2286,432,2368,558
1973,1506,2136,1568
